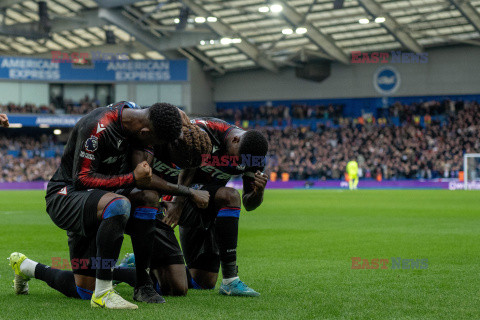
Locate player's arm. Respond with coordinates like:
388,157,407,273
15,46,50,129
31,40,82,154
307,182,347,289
162,167,197,228
242,170,268,211
0,114,9,128
73,135,151,190
130,149,209,208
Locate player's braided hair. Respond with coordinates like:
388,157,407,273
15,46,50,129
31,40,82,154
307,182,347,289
148,103,182,142
239,129,269,158
174,124,212,168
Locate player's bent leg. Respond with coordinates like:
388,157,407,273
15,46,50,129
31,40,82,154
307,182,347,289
148,220,188,296
126,189,165,304
214,187,260,297
188,268,218,290
91,193,138,309
151,264,188,296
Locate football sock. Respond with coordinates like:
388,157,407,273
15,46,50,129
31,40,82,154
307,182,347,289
95,279,112,297
222,276,239,285
112,267,137,287
95,213,128,296
215,207,240,280
20,258,38,278
129,207,158,287
34,263,80,298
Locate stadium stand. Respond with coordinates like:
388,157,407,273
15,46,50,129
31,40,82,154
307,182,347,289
2,99,478,182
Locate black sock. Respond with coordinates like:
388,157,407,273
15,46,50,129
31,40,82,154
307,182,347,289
130,217,156,287
35,263,79,298
113,267,137,287
215,211,240,279
95,214,128,281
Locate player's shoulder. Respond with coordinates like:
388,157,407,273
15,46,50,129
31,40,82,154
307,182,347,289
107,101,142,110
192,117,242,133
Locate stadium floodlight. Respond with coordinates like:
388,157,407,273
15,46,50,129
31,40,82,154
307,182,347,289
174,18,180,23
295,27,307,34
375,17,386,23
207,16,218,22
359,18,370,24
258,6,270,13
463,153,480,190
282,28,293,35
195,16,206,23
270,4,283,13
220,37,232,45
53,129,62,135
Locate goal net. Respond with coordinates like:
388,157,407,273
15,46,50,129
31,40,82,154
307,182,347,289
463,153,480,190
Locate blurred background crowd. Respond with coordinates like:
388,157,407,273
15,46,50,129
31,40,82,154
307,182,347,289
1,99,479,182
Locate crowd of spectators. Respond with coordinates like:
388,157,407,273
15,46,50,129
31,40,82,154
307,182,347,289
0,95,99,115
263,101,479,180
1,99,479,182
216,103,344,124
0,135,62,182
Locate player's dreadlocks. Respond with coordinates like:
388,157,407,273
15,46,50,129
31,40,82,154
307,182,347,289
173,124,212,168
239,129,268,158
148,103,182,142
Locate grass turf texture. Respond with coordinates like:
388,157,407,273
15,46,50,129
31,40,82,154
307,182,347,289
0,189,479,319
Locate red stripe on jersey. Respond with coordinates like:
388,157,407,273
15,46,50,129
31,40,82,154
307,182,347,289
76,109,134,189
162,195,173,202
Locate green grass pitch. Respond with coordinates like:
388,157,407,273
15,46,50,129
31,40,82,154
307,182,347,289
1,189,479,319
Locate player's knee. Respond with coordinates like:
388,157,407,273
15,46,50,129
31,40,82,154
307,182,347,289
200,278,217,290
171,283,188,296
137,190,160,206
216,187,241,207
102,196,131,220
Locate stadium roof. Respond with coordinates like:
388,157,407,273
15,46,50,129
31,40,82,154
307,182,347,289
0,0,479,74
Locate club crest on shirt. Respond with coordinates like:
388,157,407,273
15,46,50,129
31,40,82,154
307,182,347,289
85,136,98,152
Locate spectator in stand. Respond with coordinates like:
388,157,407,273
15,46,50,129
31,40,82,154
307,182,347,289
261,100,479,181
1,99,479,182
0,134,63,182
216,103,345,123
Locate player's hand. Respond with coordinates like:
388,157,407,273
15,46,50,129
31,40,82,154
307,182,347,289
0,114,9,128
162,202,182,229
191,189,209,209
253,171,268,194
134,161,152,188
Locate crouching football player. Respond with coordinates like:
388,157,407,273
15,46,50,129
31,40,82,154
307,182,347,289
125,117,269,297
7,114,211,304
8,101,183,309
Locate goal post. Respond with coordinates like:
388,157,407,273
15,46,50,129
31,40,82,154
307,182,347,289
463,153,480,190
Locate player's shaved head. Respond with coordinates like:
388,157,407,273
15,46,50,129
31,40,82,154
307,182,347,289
239,130,268,158
148,103,182,142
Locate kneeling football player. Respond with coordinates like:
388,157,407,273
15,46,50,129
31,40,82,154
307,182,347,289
8,101,183,309
8,116,211,304
124,117,268,297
